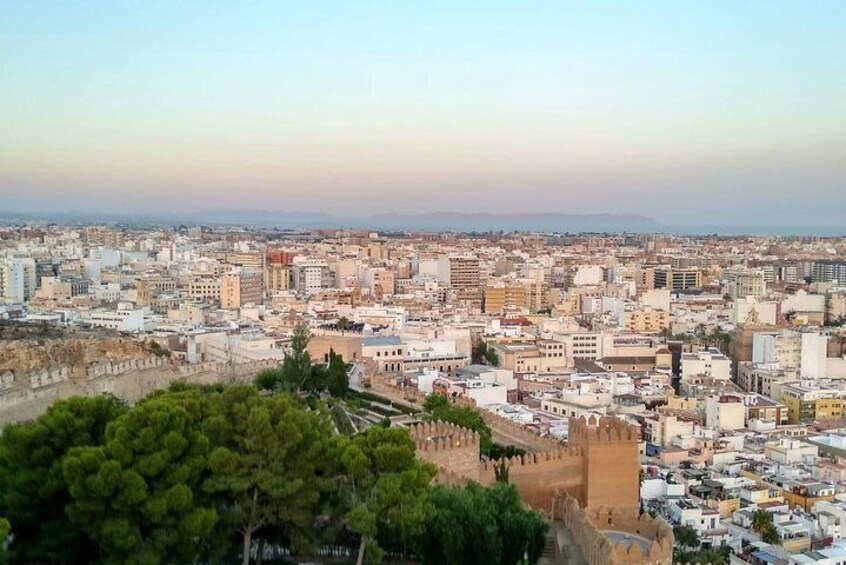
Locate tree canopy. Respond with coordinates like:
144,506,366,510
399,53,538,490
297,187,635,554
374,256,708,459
417,482,547,565
0,395,126,564
203,386,333,564
423,394,493,455
63,390,217,564
472,341,500,366
0,380,549,564
332,426,436,564
254,325,349,398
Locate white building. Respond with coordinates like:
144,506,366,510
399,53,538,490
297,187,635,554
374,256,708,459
681,348,732,382
734,297,778,325
455,365,516,391
541,391,612,420
783,290,826,317
705,396,746,431
292,258,333,296
640,288,671,312
753,331,802,375
0,257,37,304
801,332,829,380
725,268,767,300
86,303,154,332
438,378,507,407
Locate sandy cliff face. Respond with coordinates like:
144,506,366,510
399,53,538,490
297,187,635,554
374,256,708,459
0,336,148,375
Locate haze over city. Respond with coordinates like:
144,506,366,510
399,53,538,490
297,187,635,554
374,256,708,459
2,1,845,227
5,4,846,563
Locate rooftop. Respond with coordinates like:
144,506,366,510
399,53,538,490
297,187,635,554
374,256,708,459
362,335,403,346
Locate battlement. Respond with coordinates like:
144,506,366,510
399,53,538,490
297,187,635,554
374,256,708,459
480,447,582,472
480,409,563,452
553,493,673,565
0,358,281,427
411,420,482,482
410,420,480,451
589,506,674,564
567,415,640,446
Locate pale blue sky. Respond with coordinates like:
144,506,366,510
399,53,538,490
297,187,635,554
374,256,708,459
2,1,845,225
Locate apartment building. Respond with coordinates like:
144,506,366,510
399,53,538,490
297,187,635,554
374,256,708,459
484,283,528,314
0,257,37,304
135,275,177,307
649,266,702,291
292,258,334,296
220,269,263,309
625,309,669,333
780,383,845,424
753,331,802,375
813,261,846,286
681,348,732,383
439,254,481,304
263,264,290,292
189,275,221,302
724,268,767,300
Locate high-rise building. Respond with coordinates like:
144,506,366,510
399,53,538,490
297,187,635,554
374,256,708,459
484,283,527,314
813,261,846,286
220,269,263,309
136,275,177,307
189,275,221,302
264,264,290,292
266,249,298,267
650,266,702,291
724,268,767,299
292,258,334,296
438,254,481,303
0,257,37,304
752,330,802,374
800,332,829,380
362,267,395,298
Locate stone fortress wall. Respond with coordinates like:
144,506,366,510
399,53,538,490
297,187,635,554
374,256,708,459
553,493,674,565
412,415,639,514
0,357,277,426
412,415,673,564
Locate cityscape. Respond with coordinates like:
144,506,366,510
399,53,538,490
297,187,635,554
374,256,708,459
2,1,846,565
2,228,846,564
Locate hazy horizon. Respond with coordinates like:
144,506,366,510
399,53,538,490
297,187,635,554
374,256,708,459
2,1,845,225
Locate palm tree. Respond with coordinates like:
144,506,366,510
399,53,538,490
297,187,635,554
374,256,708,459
761,523,780,545
751,509,773,535
697,547,730,565
673,525,700,549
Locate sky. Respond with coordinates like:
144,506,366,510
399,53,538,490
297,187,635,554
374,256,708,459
1,1,845,226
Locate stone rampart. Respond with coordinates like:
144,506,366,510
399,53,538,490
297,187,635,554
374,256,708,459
411,421,482,482
479,447,584,512
0,359,277,427
480,409,563,452
568,415,642,513
553,493,674,565
415,414,642,515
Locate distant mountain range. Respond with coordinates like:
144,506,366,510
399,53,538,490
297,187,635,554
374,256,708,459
0,209,662,233
190,210,664,232
3,209,844,235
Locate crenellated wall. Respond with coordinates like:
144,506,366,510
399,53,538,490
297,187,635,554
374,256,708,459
568,415,642,514
415,414,642,517
479,409,563,452
0,359,278,427
478,448,584,511
552,493,674,565
411,421,482,482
